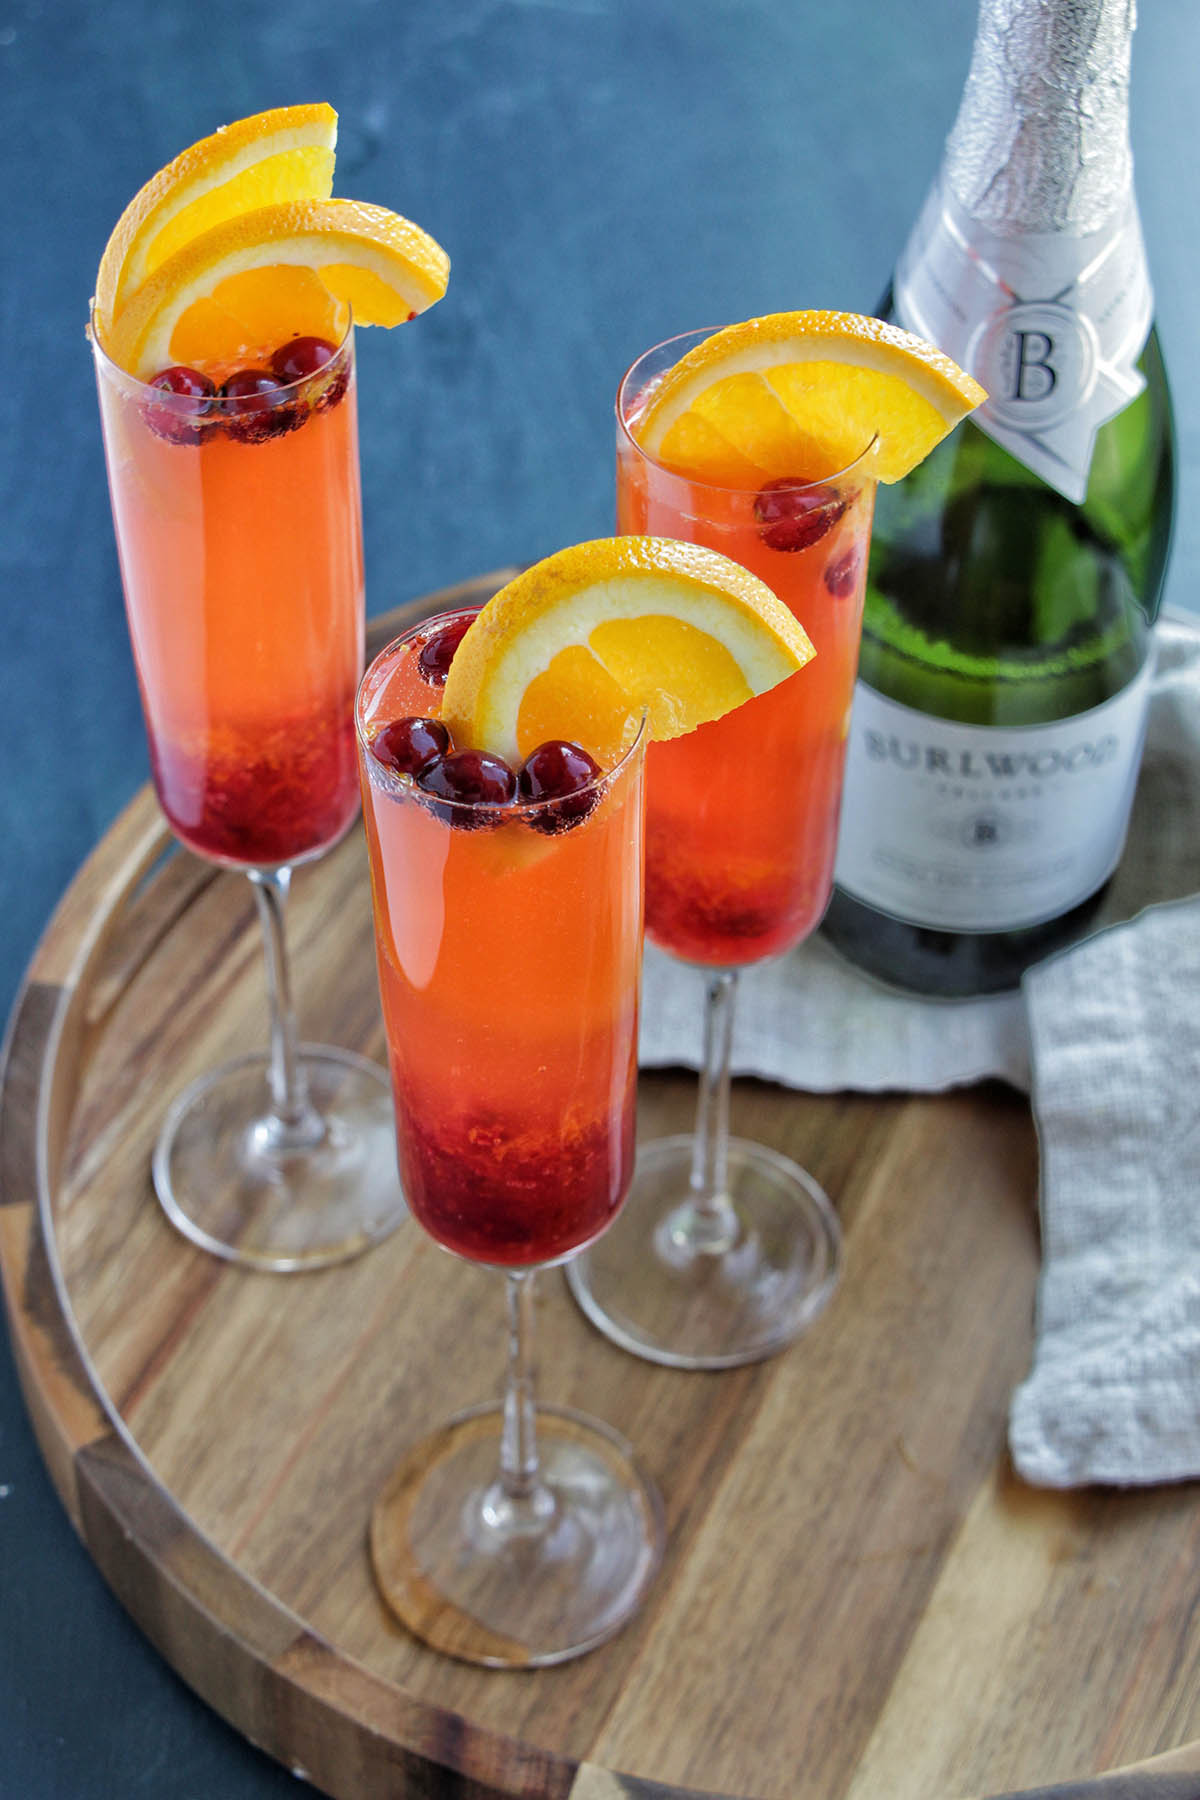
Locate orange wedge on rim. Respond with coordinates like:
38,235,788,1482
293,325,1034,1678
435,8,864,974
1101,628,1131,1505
631,310,986,487
95,103,339,337
104,198,451,380
440,537,815,765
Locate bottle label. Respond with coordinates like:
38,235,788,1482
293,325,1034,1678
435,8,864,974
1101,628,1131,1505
894,183,1153,503
833,664,1153,932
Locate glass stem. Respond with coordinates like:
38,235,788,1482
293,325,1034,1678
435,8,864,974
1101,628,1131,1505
247,867,323,1151
501,1269,540,1497
685,968,741,1252
482,1269,555,1537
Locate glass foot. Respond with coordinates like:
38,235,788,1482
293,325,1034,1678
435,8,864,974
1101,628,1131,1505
566,1133,842,1368
153,1046,405,1270
370,1403,663,1667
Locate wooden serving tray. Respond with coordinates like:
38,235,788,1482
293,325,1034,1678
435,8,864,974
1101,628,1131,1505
5,575,1200,1800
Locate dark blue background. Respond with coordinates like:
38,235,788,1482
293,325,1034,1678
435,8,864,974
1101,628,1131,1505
3,2,1198,1793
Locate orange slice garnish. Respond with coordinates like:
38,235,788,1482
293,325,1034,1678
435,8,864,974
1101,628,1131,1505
632,310,986,485
440,538,815,764
95,103,338,337
104,198,450,379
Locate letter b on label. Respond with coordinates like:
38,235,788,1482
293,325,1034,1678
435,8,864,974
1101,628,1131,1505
1010,330,1056,402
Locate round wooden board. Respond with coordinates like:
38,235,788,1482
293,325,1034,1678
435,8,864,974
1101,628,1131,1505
4,573,1200,1800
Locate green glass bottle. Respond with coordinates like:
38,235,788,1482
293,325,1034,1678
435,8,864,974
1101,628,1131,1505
822,0,1176,997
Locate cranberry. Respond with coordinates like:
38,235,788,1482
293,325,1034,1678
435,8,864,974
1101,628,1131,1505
418,748,517,825
371,716,450,776
142,365,217,445
754,479,846,552
270,336,337,383
518,740,602,834
825,549,861,597
150,365,216,400
417,615,475,686
219,367,299,443
269,335,349,414
220,368,284,411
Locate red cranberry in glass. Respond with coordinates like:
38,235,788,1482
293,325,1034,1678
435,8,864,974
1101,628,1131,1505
150,365,216,401
754,478,846,553
270,336,337,383
372,716,451,776
417,614,476,686
220,367,300,443
519,739,603,834
269,334,349,413
418,748,517,826
221,368,284,411
142,365,217,445
825,549,861,598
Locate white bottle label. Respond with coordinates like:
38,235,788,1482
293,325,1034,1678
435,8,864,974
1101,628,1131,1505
833,664,1153,932
894,184,1153,503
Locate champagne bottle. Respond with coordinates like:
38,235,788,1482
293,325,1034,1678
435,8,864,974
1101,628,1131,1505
822,0,1175,997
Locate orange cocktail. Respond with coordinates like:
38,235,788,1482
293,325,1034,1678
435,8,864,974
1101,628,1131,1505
618,329,875,967
93,330,363,868
356,539,809,1666
88,102,450,1271
357,600,657,1671
357,609,644,1268
567,319,981,1374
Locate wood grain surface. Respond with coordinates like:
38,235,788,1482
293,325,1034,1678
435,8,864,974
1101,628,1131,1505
4,576,1200,1800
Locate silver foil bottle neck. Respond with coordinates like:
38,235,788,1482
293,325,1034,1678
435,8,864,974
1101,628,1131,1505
944,0,1137,235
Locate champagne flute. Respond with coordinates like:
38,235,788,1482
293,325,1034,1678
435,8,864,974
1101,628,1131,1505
91,319,405,1271
568,327,876,1367
357,610,661,1666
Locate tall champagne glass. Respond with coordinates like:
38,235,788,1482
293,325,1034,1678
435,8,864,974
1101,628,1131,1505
91,320,404,1270
357,611,661,1666
568,327,876,1367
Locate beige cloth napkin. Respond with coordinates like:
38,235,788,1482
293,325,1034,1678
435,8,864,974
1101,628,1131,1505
639,615,1200,1486
1010,895,1200,1486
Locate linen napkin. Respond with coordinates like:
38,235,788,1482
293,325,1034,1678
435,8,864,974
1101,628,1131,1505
638,614,1200,1487
1009,895,1200,1486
